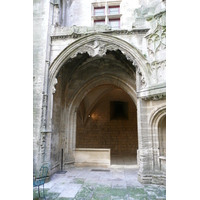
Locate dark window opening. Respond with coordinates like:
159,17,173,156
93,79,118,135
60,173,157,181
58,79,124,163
94,19,105,25
110,101,128,120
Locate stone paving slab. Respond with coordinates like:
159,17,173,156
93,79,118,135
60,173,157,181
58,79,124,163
47,183,68,193
33,165,166,200
58,183,82,198
97,180,112,187
44,174,66,189
112,180,127,188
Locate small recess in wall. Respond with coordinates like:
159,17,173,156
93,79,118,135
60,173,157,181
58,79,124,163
110,101,128,120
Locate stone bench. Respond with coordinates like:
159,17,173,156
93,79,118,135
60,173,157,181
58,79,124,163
74,148,111,167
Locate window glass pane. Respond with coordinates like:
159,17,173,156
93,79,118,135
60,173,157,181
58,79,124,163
109,6,119,14
109,19,120,29
94,7,105,16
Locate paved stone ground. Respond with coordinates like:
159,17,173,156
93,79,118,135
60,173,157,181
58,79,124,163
33,165,166,200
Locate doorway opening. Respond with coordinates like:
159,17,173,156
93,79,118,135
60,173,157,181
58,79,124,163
76,85,138,165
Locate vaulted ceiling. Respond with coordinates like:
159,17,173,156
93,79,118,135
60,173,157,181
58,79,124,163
77,84,134,124
54,49,137,120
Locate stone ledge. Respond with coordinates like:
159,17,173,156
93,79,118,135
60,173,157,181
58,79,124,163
51,27,150,40
137,83,166,101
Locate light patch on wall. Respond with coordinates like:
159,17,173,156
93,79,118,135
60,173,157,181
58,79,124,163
91,113,99,120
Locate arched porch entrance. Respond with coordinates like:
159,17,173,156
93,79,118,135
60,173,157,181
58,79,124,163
46,33,149,174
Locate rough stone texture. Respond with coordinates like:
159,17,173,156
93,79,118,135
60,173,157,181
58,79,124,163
33,0,51,171
33,0,166,185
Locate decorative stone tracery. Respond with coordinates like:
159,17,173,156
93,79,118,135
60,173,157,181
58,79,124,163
69,39,140,72
147,60,166,84
49,33,149,90
145,10,166,85
146,24,166,59
40,132,46,156
137,66,147,90
41,94,48,129
142,93,166,101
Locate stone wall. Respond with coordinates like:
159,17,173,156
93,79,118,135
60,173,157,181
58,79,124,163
55,0,140,28
33,0,51,171
137,98,166,185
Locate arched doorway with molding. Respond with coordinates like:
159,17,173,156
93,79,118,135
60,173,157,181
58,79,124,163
149,105,166,184
46,33,149,175
158,115,166,159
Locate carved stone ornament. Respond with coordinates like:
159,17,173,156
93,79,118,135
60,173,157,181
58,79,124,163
149,62,157,84
140,75,146,89
137,66,147,89
70,40,137,64
70,40,123,58
49,35,149,91
40,133,46,155
148,60,166,84
52,78,58,94
146,24,166,58
142,93,166,101
84,40,107,57
41,94,48,128
157,60,166,83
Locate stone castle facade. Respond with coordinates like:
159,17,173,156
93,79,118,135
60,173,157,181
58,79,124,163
33,0,166,185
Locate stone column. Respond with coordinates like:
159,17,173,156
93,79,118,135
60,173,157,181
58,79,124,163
63,108,76,170
137,98,154,184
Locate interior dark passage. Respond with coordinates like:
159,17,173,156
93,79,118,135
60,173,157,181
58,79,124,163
76,85,138,165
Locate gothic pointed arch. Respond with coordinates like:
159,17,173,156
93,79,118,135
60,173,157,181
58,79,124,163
149,105,166,173
49,33,150,92
64,74,138,155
